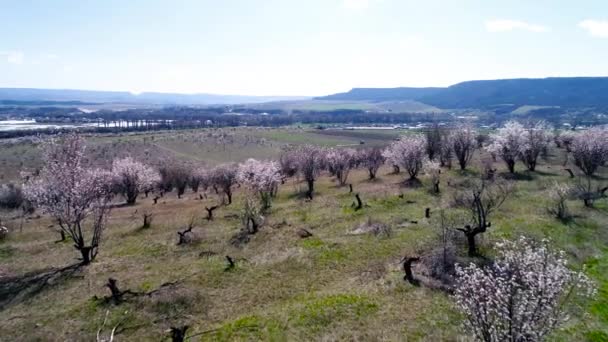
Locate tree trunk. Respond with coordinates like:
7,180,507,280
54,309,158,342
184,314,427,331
79,246,93,265
507,160,515,174
226,190,232,205
368,168,375,179
306,179,314,200
466,233,477,257
169,326,189,342
403,257,420,286
126,192,137,205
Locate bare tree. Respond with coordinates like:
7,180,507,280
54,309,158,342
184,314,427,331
454,178,513,256
425,123,442,161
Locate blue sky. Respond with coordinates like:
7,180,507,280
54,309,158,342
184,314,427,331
1,0,608,96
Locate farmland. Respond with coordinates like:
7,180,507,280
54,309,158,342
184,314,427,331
0,126,607,341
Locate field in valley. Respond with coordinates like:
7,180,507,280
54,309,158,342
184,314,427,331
0,127,607,341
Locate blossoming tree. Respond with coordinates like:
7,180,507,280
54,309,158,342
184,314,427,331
384,135,427,181
237,158,282,209
111,157,160,204
455,237,595,342
451,125,477,170
23,133,113,265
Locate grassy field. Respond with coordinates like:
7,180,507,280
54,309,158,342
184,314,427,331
0,127,607,341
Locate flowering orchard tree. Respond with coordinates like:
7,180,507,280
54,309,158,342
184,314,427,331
23,133,113,265
210,163,238,204
189,168,208,193
451,125,477,170
359,147,385,179
571,127,608,176
294,145,326,199
111,157,160,204
326,148,357,186
519,121,552,171
439,131,454,169
237,158,282,209
487,121,525,173
279,146,299,180
455,237,595,342
384,135,426,181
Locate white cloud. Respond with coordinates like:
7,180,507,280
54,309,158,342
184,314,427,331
45,53,59,59
342,0,369,10
0,51,24,64
579,19,608,38
485,19,549,33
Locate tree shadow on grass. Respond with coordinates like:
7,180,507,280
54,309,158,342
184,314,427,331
0,263,82,311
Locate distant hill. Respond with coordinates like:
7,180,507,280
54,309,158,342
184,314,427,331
314,87,444,101
418,77,608,108
0,88,309,105
317,78,608,109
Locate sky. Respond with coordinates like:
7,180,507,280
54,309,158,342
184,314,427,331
1,0,608,96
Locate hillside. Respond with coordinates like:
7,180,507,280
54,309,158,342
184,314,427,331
419,77,608,108
0,88,309,106
317,77,608,109
314,87,443,101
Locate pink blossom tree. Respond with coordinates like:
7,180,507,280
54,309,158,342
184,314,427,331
326,148,357,186
237,158,282,209
359,147,385,180
451,125,477,170
294,145,326,199
23,133,113,265
210,163,238,204
519,121,552,171
487,121,525,173
384,135,427,181
455,237,595,342
111,157,160,204
571,127,608,176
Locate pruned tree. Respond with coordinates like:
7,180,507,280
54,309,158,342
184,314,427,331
209,164,238,204
455,236,595,342
487,121,525,174
451,124,476,170
237,158,281,210
294,145,326,199
23,133,113,265
574,175,607,207
111,157,160,205
384,135,427,181
453,178,513,256
326,148,357,186
358,147,385,180
571,127,608,177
